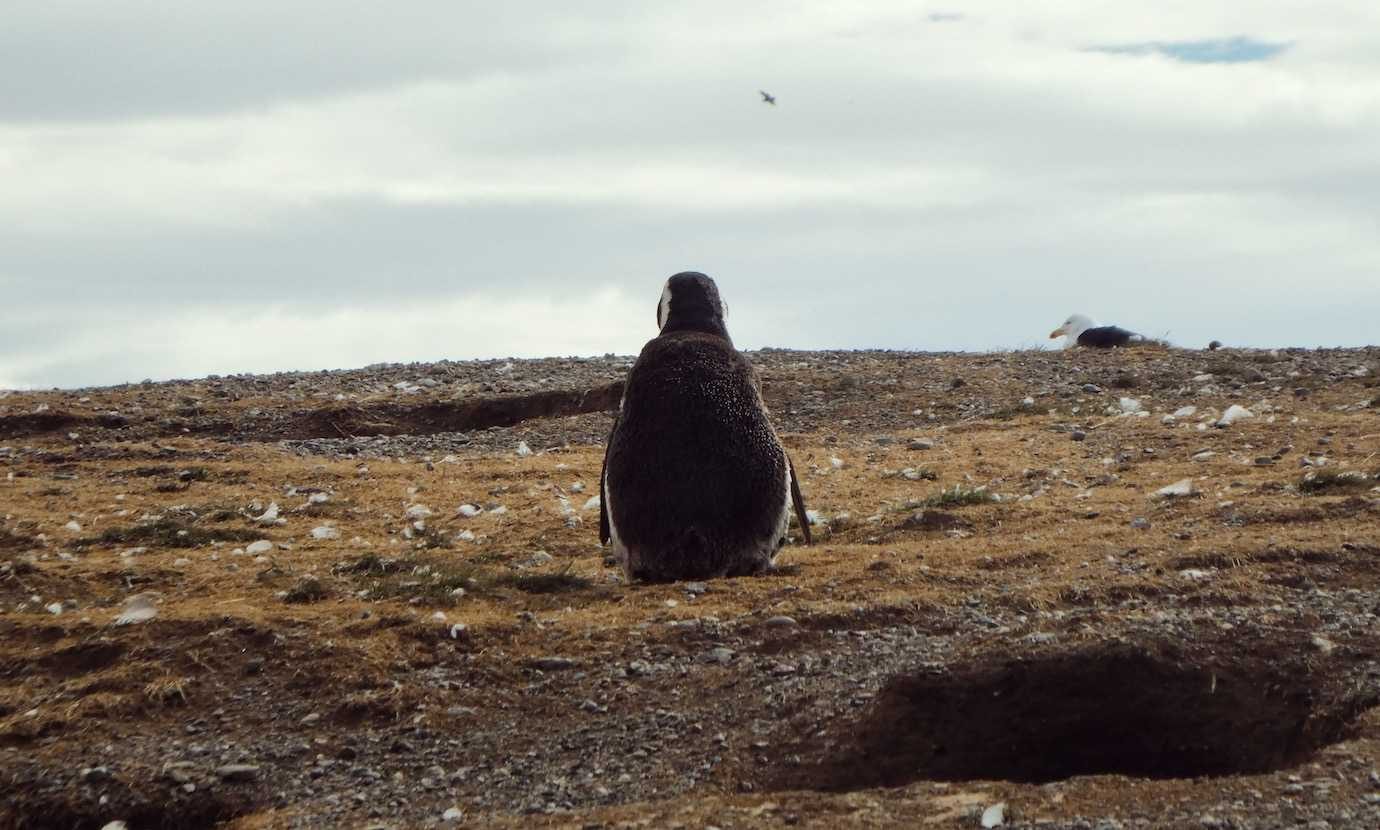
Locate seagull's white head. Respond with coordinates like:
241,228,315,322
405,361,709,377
1050,314,1095,341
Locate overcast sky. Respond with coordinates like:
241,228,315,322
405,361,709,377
3,2,1378,390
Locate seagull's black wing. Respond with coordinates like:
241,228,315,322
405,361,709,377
787,455,811,545
1077,326,1139,348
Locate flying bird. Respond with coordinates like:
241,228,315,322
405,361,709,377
759,90,776,105
1050,314,1145,348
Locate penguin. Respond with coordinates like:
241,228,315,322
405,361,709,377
1049,314,1144,348
599,272,811,583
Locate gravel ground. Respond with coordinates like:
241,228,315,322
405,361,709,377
2,346,1379,829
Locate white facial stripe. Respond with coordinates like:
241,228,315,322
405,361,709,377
657,281,673,330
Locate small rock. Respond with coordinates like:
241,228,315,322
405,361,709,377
1191,451,1216,462
245,539,274,555
310,525,340,540
1082,384,1102,394
455,504,481,518
63,520,82,533
703,647,735,665
1153,478,1197,500
515,441,533,458
908,438,935,450
442,807,464,822
684,582,708,595
529,656,578,671
1119,397,1142,414
1071,430,1087,442
216,764,260,782
981,802,1007,828
1312,635,1336,654
252,502,280,525
1131,517,1151,530
764,615,798,628
1216,404,1254,427
114,593,159,625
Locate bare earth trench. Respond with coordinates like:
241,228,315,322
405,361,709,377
2,347,1379,829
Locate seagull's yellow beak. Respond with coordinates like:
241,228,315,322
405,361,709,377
1049,329,1064,339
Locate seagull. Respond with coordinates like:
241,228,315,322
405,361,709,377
759,90,776,105
1049,314,1145,349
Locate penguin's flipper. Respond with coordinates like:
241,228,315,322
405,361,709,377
787,455,811,545
599,415,616,546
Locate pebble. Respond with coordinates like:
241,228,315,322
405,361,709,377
1131,517,1151,530
253,502,280,525
981,802,1007,828
114,593,159,625
703,647,735,665
246,540,274,555
1082,384,1102,394
529,656,578,671
684,582,708,595
1216,404,1254,427
404,504,432,520
216,764,260,782
764,615,798,628
311,525,340,540
908,438,935,450
63,520,82,533
455,504,481,518
1154,479,1197,499
442,807,464,822
515,441,533,458
1071,430,1087,442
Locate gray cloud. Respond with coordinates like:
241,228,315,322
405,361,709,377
2,2,1379,389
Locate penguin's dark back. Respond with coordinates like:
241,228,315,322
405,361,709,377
607,331,786,551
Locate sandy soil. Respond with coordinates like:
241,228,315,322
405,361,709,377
2,346,1379,829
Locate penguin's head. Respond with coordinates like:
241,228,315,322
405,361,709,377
656,271,731,341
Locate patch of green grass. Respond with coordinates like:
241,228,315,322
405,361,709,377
1299,470,1374,495
918,484,998,509
76,519,262,549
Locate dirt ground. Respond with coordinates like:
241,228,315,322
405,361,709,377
2,346,1379,829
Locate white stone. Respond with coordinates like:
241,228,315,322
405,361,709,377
115,593,159,625
245,540,273,555
516,441,533,458
1119,397,1142,414
311,525,340,540
1154,478,1197,499
63,520,82,533
455,503,481,518
252,502,280,525
1216,405,1254,427
405,504,432,520
981,803,1007,828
